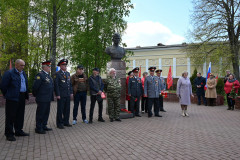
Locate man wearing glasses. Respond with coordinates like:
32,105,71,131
54,59,73,129
1,59,29,141
32,61,54,134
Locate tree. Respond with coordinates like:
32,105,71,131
187,0,240,79
69,0,134,76
190,68,198,93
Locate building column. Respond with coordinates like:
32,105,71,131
146,59,148,72
133,60,136,69
159,58,162,69
173,58,176,78
187,58,191,75
203,61,206,77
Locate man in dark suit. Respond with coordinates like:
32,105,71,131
54,59,73,129
0,59,29,141
128,67,143,117
156,69,166,112
32,61,54,134
194,72,206,105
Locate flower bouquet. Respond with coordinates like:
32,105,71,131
229,83,238,100
121,109,131,113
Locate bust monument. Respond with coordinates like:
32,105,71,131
105,33,126,60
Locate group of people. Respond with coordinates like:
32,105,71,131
1,58,239,142
126,67,166,118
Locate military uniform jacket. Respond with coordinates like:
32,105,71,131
144,75,162,98
54,70,73,98
105,76,121,98
158,76,166,90
128,76,143,97
32,70,54,102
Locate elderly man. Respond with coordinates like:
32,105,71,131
156,69,166,112
1,59,29,141
105,68,121,122
88,68,105,123
54,59,73,129
194,72,206,106
144,67,162,118
32,61,54,134
128,67,143,117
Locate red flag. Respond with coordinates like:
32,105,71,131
167,66,173,89
9,59,12,69
216,74,218,83
139,65,141,78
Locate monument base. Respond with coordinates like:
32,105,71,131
120,112,133,119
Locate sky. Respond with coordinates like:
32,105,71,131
122,0,193,48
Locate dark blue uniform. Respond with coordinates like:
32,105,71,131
32,71,54,132
128,76,143,116
54,70,73,127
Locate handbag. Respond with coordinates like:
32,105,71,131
101,92,106,99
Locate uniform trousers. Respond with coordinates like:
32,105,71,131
5,93,26,137
89,95,103,120
130,96,140,116
56,96,70,127
36,102,50,130
148,98,159,116
159,95,164,111
141,96,148,113
107,96,120,119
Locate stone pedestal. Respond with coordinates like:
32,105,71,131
106,60,133,118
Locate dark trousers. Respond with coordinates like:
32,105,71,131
207,98,216,106
227,94,235,109
89,95,103,120
159,95,164,111
197,94,206,105
130,96,140,116
36,102,50,130
141,96,148,112
73,91,87,121
56,96,70,127
148,98,159,116
128,100,130,111
5,93,26,137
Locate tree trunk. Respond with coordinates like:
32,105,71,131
51,1,57,77
232,46,240,80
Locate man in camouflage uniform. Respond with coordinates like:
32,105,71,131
105,68,121,122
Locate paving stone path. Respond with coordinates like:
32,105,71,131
0,97,240,160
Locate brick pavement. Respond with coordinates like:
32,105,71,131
0,97,240,160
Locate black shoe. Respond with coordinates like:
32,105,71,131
160,110,166,112
43,127,52,131
155,114,162,117
135,115,141,117
6,136,16,141
64,124,72,127
98,118,105,122
115,118,121,122
227,108,231,110
15,131,29,136
35,129,46,134
148,115,152,118
110,118,114,122
57,125,64,129
89,120,93,124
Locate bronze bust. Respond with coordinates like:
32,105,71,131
105,33,126,60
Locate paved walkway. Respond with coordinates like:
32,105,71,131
0,98,240,160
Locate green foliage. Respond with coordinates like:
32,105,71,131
216,78,225,96
190,68,198,93
28,68,38,93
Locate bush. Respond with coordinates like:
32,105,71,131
216,78,225,96
190,68,198,93
28,68,38,93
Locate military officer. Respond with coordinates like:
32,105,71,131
32,61,54,134
144,67,162,118
54,59,73,129
128,67,143,117
105,68,121,122
156,69,166,112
